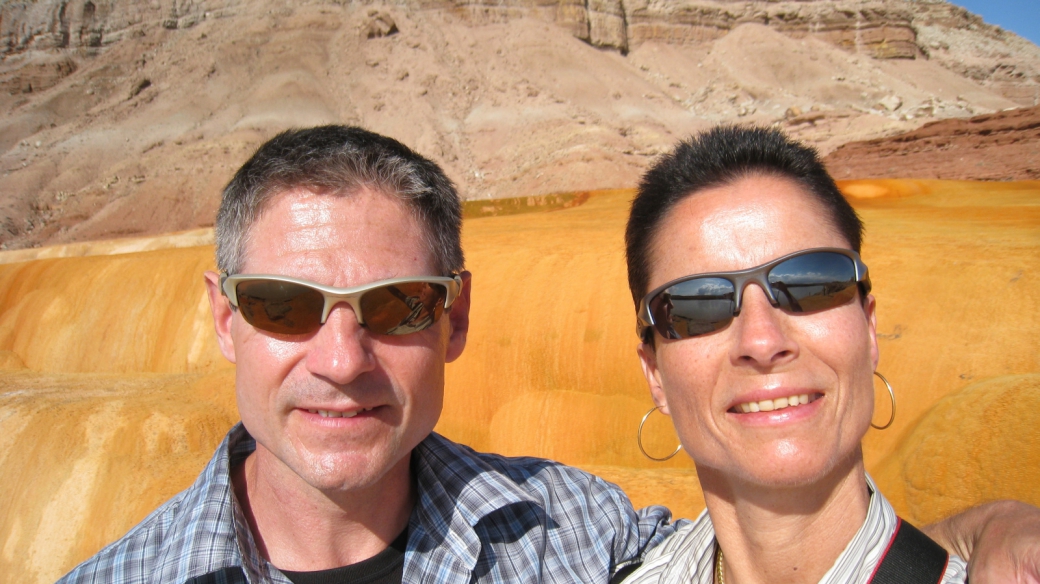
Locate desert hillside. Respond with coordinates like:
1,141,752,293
1,0,1039,250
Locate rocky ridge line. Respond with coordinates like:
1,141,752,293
4,1,1039,102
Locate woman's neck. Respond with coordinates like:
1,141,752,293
700,453,870,584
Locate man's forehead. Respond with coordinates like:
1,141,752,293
240,187,437,277
280,191,338,227
254,186,413,234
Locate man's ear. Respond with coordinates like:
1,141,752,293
637,341,670,414
204,271,237,364
445,271,471,363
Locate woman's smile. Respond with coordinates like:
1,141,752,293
726,391,827,430
730,391,823,414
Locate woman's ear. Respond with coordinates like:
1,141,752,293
637,341,670,415
864,293,879,370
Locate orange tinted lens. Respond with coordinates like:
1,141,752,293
236,279,325,335
359,282,447,335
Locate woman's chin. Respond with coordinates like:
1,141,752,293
700,443,862,493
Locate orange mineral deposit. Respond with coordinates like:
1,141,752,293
0,181,1038,583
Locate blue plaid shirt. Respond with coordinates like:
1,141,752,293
59,423,676,583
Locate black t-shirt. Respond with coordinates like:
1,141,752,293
280,529,407,584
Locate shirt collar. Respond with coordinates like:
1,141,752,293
150,423,275,584
409,432,543,572
646,473,893,584
148,426,542,582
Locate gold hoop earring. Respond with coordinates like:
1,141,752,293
871,371,896,430
637,406,683,461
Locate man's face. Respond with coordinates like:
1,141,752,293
205,187,469,494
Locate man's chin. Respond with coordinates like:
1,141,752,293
252,428,421,493
294,450,408,493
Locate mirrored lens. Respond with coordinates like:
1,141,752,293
769,252,858,313
236,279,325,335
652,277,736,339
360,282,447,335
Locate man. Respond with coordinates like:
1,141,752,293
60,125,1038,583
58,126,672,583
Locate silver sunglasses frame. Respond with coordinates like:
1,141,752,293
637,247,871,339
220,273,463,329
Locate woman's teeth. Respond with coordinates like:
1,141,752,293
735,393,819,413
307,408,373,418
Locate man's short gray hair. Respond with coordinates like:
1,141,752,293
215,125,464,275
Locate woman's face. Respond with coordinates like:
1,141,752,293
638,174,879,489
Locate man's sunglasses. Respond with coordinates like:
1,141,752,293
637,248,871,341
220,273,463,336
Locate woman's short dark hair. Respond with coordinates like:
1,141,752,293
625,125,863,308
216,125,463,276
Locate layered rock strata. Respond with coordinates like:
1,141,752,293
824,104,1040,180
0,0,998,60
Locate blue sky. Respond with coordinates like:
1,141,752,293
948,1,1040,47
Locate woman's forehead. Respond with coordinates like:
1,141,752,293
648,176,847,281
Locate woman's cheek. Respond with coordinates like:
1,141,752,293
658,348,716,437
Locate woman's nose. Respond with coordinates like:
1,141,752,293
304,302,376,385
730,283,798,369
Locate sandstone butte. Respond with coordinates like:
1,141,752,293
0,179,1037,582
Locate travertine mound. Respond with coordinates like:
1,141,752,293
1,180,1037,582
874,374,1040,523
1,0,1036,252
825,104,1040,180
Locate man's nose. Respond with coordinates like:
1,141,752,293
729,283,798,369
304,301,376,385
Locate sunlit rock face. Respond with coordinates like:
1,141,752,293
1,181,1038,582
2,1,1036,255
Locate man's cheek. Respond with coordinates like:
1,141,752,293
265,336,307,361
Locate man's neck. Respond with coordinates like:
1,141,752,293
232,445,416,572
699,453,869,584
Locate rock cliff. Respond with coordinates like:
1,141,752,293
5,1,1034,67
0,0,1037,252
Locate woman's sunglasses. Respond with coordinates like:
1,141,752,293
220,273,463,336
637,248,871,341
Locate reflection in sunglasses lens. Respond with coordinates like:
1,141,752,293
654,277,736,339
769,253,857,313
360,282,447,335
236,280,325,334
233,278,451,336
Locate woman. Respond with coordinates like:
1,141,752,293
620,126,966,583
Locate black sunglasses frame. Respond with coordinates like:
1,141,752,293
637,247,871,341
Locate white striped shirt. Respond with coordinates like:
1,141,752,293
621,474,966,584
